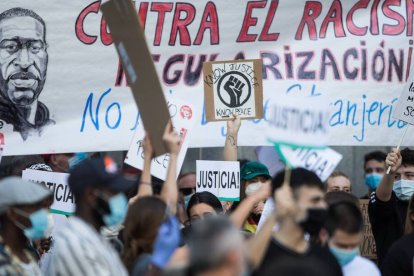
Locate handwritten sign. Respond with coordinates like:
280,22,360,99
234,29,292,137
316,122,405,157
359,199,377,259
266,95,331,148
22,169,75,216
203,59,263,121
125,99,197,180
393,62,414,125
196,160,240,201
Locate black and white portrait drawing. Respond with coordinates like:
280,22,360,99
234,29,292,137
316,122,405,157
0,7,54,140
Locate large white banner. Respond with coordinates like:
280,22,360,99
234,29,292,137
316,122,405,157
1,1,413,155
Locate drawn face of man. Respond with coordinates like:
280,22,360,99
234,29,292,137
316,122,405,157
0,16,48,106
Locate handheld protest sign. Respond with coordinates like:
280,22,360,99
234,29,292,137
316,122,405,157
101,0,170,156
125,99,197,180
388,68,414,173
203,59,263,121
278,146,343,182
22,170,75,216
266,95,330,149
196,160,240,201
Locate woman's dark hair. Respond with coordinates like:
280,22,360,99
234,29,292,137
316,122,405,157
122,196,166,272
187,191,223,218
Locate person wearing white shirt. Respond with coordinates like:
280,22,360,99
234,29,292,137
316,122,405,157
324,199,380,276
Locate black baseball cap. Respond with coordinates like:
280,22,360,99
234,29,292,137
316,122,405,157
69,157,135,195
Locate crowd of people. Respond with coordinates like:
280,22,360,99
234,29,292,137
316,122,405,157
0,117,413,276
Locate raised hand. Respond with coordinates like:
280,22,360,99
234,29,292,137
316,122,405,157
223,76,245,107
162,121,181,155
386,148,402,174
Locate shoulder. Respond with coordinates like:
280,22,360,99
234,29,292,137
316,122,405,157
368,191,397,206
346,256,380,275
388,233,414,255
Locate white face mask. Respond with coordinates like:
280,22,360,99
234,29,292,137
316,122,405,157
393,180,414,201
245,182,262,196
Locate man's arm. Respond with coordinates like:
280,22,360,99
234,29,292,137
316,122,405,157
223,115,241,161
230,181,270,228
376,148,401,202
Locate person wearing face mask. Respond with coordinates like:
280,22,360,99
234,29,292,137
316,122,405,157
362,151,386,198
382,194,414,276
239,161,271,233
324,201,380,276
0,177,53,275
368,147,414,266
253,168,342,276
47,157,134,276
177,172,196,226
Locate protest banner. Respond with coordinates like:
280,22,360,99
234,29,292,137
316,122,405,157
196,160,240,201
359,199,377,259
101,0,170,156
2,1,414,155
125,98,197,180
22,169,75,216
203,59,263,121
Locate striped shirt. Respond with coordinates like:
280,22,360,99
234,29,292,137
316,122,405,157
46,216,128,276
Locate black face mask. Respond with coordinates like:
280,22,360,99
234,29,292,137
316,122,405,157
299,208,328,235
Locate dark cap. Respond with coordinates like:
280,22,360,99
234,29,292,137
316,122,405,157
240,161,271,181
69,157,135,195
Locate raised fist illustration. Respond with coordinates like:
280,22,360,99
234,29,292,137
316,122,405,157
223,75,245,107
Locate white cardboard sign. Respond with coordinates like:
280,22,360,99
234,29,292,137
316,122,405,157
124,99,197,180
196,160,240,201
266,96,331,147
393,64,414,125
22,169,75,216
279,146,343,182
255,146,342,182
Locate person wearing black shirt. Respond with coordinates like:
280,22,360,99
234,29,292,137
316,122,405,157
368,148,414,266
253,168,342,276
382,194,414,276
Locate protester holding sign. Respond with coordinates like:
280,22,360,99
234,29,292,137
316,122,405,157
253,168,342,276
123,123,183,275
368,147,414,266
0,177,53,275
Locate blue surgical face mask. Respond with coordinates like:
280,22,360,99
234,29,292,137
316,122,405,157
329,244,358,267
184,194,193,209
102,193,128,227
393,180,414,201
364,173,382,190
14,208,50,240
68,153,88,171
